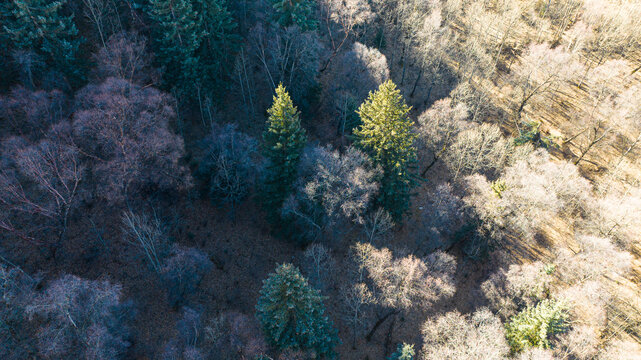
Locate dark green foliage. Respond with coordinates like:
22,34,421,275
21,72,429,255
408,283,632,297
2,0,84,85
388,343,415,360
505,299,569,353
262,84,307,221
147,0,237,101
514,120,558,148
147,0,204,96
0,3,15,88
196,0,239,76
271,0,317,30
354,80,418,220
256,263,339,358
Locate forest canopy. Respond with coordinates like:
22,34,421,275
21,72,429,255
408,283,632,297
1,0,640,359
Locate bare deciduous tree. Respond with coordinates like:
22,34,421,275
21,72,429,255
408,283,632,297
302,243,335,291
121,209,169,273
581,0,641,72
197,124,263,209
481,261,552,320
81,0,120,47
420,308,509,360
412,183,465,252
554,235,632,284
586,186,641,250
282,145,381,244
324,42,389,136
319,0,373,71
160,246,212,307
362,208,394,244
93,32,157,85
510,43,582,117
247,24,320,110
0,124,83,251
350,242,456,342
0,86,66,138
73,78,191,203
442,123,511,181
26,275,131,359
463,149,591,243
341,282,374,348
0,263,37,360
416,98,470,176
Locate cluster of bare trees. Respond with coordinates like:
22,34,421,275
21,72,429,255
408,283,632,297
0,264,132,359
344,242,456,349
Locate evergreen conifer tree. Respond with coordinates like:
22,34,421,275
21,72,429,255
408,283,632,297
147,0,205,97
271,0,317,30
0,3,12,87
389,343,415,360
505,299,569,353
196,0,238,74
147,0,238,102
262,84,307,220
355,80,417,220
256,263,339,358
3,0,84,84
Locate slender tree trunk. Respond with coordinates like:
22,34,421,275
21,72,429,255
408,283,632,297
410,68,423,98
384,316,397,357
366,309,398,342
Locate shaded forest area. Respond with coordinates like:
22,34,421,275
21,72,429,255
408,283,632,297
1,0,641,359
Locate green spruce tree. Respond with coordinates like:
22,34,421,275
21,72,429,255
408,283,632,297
147,0,205,97
389,343,415,360
256,263,339,358
196,0,238,69
0,3,13,88
271,0,317,30
147,0,238,102
262,84,307,220
3,0,84,85
505,299,569,353
355,80,417,220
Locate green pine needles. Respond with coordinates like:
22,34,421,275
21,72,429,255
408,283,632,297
388,343,415,360
147,0,203,96
355,80,418,220
271,0,317,30
262,84,307,221
147,0,237,101
256,263,339,358
3,0,84,84
505,299,569,353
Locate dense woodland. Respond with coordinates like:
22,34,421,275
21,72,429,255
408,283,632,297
1,0,641,359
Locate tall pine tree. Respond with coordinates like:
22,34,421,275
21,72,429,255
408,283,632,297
3,0,84,85
147,0,204,98
271,0,317,30
0,3,13,88
147,0,238,102
354,80,417,220
262,84,307,220
256,263,339,358
195,0,238,85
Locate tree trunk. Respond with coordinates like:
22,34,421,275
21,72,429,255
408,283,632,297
410,68,423,98
366,309,398,342
383,315,397,357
